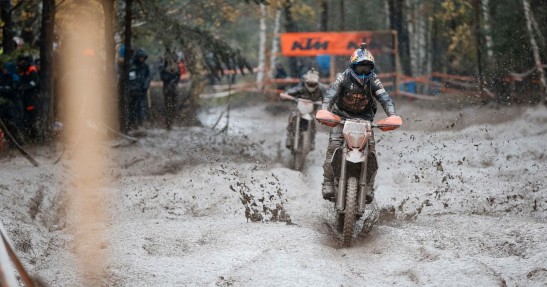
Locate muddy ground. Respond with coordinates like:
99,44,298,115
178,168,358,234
0,97,546,286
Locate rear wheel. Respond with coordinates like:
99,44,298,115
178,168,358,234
336,213,344,233
343,177,358,246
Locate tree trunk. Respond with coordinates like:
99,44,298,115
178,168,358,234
256,4,267,89
283,3,298,78
406,0,429,93
522,0,547,104
481,0,494,63
388,0,411,75
334,0,346,71
101,0,117,132
406,0,417,76
119,0,133,133
39,0,56,142
528,7,545,47
472,0,485,96
383,0,390,29
425,16,433,93
269,9,281,79
338,0,345,31
318,0,328,32
1,0,15,54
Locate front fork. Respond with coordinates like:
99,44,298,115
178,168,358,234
357,144,369,214
293,114,300,152
293,114,313,153
335,148,347,213
335,143,369,214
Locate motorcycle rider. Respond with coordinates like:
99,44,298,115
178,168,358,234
284,68,325,151
320,44,398,202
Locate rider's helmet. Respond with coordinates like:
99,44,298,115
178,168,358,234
349,43,375,75
302,69,320,93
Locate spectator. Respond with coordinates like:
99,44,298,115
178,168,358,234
17,56,40,142
294,59,309,79
0,61,24,145
116,43,125,75
205,52,217,86
178,58,187,82
274,63,288,91
128,49,151,130
225,58,237,85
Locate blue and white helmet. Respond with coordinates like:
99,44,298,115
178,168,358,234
349,43,375,69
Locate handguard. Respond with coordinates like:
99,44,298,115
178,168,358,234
316,110,342,127
375,115,403,131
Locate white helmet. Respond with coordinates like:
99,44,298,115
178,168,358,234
302,69,320,92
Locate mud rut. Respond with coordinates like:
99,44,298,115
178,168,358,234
1,102,546,286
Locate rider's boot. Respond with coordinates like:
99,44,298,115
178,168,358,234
286,115,296,149
310,132,316,151
310,122,316,151
322,136,340,201
366,183,375,204
285,134,293,149
322,180,334,201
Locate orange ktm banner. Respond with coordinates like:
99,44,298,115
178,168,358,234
280,31,394,56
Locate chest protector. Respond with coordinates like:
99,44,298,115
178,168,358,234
337,80,373,114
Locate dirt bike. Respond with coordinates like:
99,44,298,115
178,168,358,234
280,93,322,171
316,110,402,246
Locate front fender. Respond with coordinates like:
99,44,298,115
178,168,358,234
301,113,313,121
346,149,366,163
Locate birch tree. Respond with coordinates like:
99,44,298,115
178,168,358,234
256,4,267,89
406,0,429,77
388,0,411,75
269,8,282,79
481,0,494,62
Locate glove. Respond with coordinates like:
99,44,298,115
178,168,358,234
316,109,340,127
376,115,402,131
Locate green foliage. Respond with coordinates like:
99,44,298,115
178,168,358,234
490,0,540,71
0,44,37,63
434,0,475,72
134,0,255,77
334,0,388,31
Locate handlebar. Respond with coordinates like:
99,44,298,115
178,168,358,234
315,110,402,131
280,93,322,106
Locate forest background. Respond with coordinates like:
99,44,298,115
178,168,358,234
1,0,546,137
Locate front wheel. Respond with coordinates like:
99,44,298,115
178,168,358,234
343,177,358,246
293,151,305,171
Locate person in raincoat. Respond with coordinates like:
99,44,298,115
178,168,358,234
128,49,151,130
